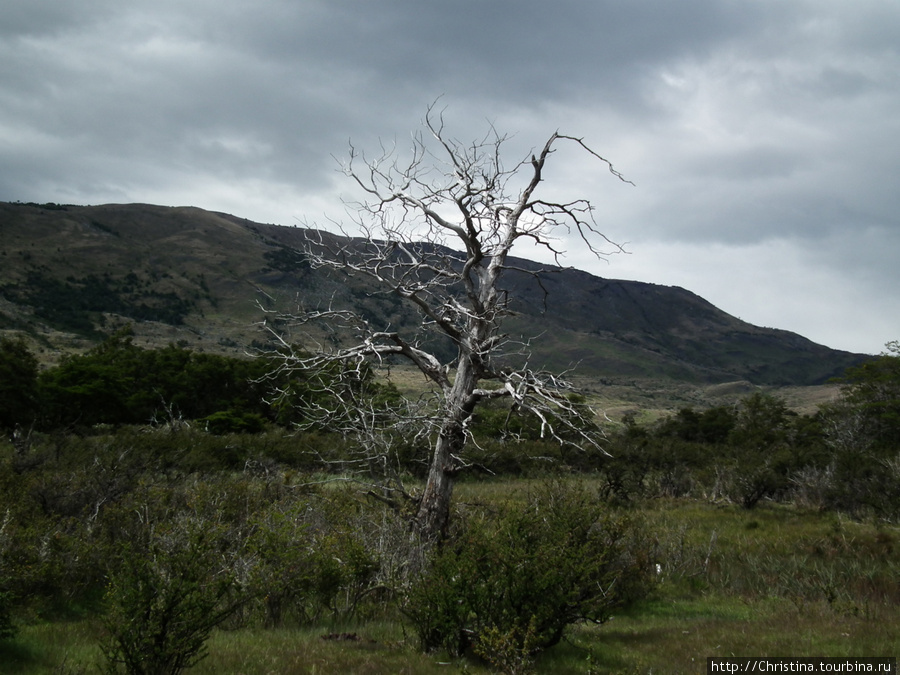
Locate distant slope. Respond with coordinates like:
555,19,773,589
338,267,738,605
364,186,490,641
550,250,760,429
0,201,866,384
501,266,862,384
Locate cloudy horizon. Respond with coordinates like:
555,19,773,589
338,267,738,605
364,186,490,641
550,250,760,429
2,0,898,355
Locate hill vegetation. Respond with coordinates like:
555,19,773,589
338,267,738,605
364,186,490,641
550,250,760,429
0,201,866,385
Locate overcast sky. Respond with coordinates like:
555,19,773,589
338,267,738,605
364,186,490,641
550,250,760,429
2,0,898,355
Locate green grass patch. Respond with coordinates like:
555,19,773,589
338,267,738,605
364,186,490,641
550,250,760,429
0,620,104,674
555,596,899,673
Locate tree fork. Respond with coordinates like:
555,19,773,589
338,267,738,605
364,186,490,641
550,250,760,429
267,104,631,543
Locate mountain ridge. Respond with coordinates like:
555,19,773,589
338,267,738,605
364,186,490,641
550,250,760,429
0,201,866,385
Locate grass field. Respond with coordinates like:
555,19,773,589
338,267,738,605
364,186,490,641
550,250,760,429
2,483,897,674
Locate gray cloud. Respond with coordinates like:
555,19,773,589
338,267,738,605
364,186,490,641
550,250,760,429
1,0,898,353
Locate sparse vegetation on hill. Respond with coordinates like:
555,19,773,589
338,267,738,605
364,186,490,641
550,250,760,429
0,200,866,383
3,270,198,336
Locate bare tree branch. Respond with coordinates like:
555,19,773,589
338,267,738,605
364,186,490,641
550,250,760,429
263,107,630,542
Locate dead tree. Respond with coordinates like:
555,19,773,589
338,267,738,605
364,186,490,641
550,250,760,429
265,106,631,542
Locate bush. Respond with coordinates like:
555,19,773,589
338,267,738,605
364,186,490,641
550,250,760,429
0,337,40,431
243,501,328,628
0,589,15,641
201,410,266,435
99,523,246,675
404,481,655,665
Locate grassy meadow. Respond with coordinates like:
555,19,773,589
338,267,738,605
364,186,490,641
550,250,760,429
2,477,897,674
1,338,898,673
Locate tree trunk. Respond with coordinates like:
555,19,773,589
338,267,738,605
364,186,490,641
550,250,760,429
415,425,459,542
415,356,478,542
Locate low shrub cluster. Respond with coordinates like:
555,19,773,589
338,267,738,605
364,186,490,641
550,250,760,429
0,431,415,672
596,384,900,520
405,482,655,671
1,334,897,671
4,333,898,522
0,422,657,673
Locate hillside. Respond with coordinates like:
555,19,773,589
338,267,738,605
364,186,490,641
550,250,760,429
0,201,866,385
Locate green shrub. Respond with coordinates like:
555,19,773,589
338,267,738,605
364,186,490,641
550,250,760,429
473,617,541,675
0,588,15,640
0,337,40,431
201,410,266,435
404,482,655,661
238,491,383,628
99,523,246,675
242,502,318,628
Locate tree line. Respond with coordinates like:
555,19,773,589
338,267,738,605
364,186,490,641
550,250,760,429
3,332,899,521
0,327,402,435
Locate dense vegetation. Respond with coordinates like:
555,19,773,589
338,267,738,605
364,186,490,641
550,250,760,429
0,336,897,673
0,327,400,435
2,271,200,336
467,344,900,522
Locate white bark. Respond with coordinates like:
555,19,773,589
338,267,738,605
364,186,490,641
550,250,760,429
265,105,631,541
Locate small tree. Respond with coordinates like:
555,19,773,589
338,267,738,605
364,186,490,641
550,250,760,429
266,106,631,541
0,337,39,431
820,341,900,518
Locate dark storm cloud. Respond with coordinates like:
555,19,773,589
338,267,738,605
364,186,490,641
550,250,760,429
1,0,898,352
0,0,793,198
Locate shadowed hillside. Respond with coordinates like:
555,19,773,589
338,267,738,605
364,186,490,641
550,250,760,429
0,201,866,384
